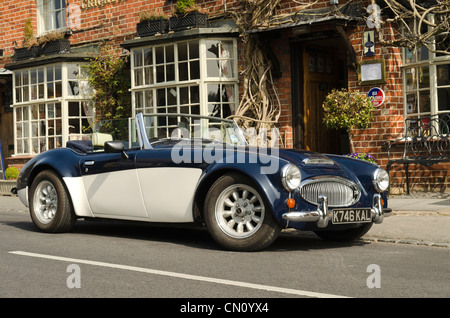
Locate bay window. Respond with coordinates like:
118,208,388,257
12,63,93,155
131,38,238,133
403,18,450,121
437,64,450,114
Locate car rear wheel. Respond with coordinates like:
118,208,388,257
29,170,76,233
204,173,281,251
314,223,373,242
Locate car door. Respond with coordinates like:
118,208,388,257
135,147,203,223
80,149,149,219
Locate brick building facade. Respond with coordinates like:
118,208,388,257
0,0,448,193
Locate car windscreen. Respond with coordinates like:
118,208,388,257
142,114,247,146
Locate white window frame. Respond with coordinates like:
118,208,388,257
36,0,67,34
12,63,94,155
402,16,450,119
130,38,239,123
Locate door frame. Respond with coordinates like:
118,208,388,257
290,28,354,152
291,41,304,150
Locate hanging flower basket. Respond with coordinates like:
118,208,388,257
168,11,207,32
40,39,71,56
14,46,40,61
137,18,169,37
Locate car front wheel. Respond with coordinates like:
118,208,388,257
204,173,281,251
29,170,77,233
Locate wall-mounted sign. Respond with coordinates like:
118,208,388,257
81,0,127,10
358,59,386,85
368,87,385,107
363,31,375,57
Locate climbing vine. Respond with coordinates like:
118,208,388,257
230,0,317,146
369,0,450,55
230,0,282,144
83,46,131,123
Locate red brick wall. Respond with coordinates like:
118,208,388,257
347,23,404,167
345,15,449,193
0,1,38,60
0,0,234,66
1,0,448,193
269,0,449,193
272,30,294,148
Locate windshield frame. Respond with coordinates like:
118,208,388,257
135,112,248,150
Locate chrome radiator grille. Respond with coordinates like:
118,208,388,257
299,177,360,207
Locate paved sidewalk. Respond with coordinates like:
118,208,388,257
0,195,27,214
365,195,450,247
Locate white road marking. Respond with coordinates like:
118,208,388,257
9,250,348,298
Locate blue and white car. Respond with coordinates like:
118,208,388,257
14,113,391,251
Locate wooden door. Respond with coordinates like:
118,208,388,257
302,46,343,154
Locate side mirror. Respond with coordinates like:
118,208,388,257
104,141,129,160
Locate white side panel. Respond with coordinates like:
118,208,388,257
137,168,202,222
63,177,94,218
82,170,148,219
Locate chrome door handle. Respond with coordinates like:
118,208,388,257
84,161,95,166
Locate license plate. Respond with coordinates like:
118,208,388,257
332,208,372,224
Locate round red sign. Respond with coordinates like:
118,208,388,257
368,87,385,107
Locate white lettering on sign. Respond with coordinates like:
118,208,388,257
81,0,127,10
368,87,385,107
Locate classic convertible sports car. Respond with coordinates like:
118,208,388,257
14,113,391,251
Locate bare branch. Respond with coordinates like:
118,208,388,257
371,0,450,55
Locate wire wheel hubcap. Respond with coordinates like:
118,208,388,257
215,184,265,238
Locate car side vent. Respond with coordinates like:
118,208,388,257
299,177,360,207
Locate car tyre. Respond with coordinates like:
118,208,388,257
314,223,373,242
204,173,281,251
29,170,76,233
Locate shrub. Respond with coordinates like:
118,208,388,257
38,30,66,46
23,17,36,47
139,8,167,21
5,167,19,180
175,0,197,15
322,88,375,153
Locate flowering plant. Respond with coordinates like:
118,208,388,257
346,152,377,164
322,88,374,153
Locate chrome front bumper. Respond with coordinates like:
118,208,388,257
282,194,392,228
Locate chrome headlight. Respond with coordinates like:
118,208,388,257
281,164,301,191
373,168,389,192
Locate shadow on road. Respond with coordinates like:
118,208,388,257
6,218,372,252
